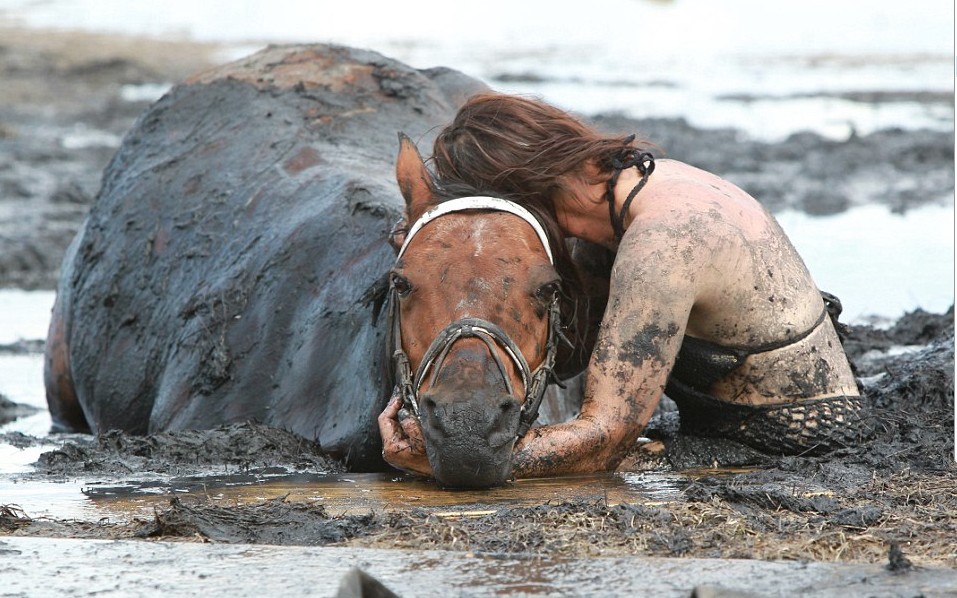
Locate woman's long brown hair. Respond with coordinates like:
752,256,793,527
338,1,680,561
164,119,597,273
429,93,643,377
431,92,648,218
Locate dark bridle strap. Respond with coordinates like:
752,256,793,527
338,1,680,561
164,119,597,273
417,317,530,402
515,297,563,438
391,293,417,413
605,135,655,243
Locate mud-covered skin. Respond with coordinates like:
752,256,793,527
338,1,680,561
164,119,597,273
43,44,488,470
509,158,862,477
709,320,857,404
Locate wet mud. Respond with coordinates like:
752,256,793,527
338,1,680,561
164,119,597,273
4,536,953,598
4,311,954,571
0,28,224,290
28,422,344,478
0,26,954,594
0,394,38,427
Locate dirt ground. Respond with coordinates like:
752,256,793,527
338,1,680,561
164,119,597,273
0,27,223,289
0,26,954,577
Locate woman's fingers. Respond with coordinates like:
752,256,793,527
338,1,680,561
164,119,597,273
378,388,432,476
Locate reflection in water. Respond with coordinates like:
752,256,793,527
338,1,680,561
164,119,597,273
71,471,689,521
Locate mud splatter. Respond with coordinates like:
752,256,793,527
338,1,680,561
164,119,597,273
618,322,680,368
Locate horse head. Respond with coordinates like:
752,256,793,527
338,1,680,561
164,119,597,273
390,134,566,488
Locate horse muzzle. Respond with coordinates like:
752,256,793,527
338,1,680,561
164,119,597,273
418,386,522,489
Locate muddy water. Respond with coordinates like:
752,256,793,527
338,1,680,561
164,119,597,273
2,470,687,523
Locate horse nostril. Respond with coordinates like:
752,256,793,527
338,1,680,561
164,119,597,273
496,397,521,429
499,397,519,415
422,397,437,416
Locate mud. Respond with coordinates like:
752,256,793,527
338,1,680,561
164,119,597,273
594,114,954,215
3,311,954,570
26,422,344,478
0,25,954,592
0,394,38,427
0,27,224,290
4,537,954,598
0,29,952,293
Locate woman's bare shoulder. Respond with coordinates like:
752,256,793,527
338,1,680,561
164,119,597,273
633,161,780,250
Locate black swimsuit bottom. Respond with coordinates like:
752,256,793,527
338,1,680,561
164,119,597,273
669,308,829,393
664,298,867,455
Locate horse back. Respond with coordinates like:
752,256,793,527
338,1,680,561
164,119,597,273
46,44,487,470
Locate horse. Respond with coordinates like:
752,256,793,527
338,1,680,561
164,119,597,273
42,44,602,483
42,44,489,471
387,135,586,487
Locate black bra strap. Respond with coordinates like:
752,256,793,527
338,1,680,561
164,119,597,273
605,135,655,242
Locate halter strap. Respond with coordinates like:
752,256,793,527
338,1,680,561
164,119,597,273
417,317,530,399
391,294,562,438
397,196,554,265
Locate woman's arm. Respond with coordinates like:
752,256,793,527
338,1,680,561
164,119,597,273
511,225,698,476
380,217,707,478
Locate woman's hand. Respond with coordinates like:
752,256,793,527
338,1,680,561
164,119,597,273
378,388,432,477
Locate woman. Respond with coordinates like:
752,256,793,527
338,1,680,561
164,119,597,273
379,93,865,478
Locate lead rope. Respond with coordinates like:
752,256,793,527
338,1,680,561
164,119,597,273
605,135,655,243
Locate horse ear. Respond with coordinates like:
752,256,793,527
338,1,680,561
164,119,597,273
396,133,436,221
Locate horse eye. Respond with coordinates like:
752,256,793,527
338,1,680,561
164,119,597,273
534,281,561,302
391,273,413,297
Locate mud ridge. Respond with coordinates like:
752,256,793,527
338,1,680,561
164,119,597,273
29,423,345,478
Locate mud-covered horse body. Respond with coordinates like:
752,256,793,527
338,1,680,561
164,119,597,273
43,45,487,471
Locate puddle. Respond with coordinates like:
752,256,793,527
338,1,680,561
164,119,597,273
0,352,50,436
3,470,689,523
0,290,55,346
2,0,950,143
774,204,955,321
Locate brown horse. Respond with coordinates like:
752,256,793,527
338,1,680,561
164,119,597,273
389,135,586,488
